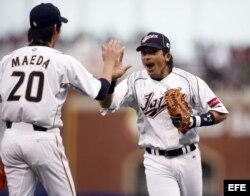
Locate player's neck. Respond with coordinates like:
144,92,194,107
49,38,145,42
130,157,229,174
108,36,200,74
150,66,172,81
29,41,50,47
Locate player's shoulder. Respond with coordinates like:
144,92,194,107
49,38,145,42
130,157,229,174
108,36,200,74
128,69,148,81
0,53,11,63
0,47,23,64
171,67,202,82
0,47,24,60
121,70,148,90
172,67,196,77
172,67,209,90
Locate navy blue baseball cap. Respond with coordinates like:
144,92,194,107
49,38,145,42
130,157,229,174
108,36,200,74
136,32,170,52
30,3,68,29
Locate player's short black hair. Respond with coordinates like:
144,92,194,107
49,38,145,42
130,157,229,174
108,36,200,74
163,50,174,72
28,23,61,43
168,56,174,71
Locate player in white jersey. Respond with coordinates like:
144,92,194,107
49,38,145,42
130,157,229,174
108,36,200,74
99,32,229,196
0,3,126,196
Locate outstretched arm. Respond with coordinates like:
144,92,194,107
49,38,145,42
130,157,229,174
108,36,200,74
95,40,124,101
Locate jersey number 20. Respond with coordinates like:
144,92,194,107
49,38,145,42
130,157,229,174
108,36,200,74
7,71,44,102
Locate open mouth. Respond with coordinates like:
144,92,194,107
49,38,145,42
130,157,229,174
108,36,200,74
145,63,155,69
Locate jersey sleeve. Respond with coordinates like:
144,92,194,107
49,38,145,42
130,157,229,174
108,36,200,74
0,55,10,104
191,76,229,114
62,55,101,100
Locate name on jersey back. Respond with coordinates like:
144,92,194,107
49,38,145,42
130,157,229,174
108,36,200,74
12,55,50,69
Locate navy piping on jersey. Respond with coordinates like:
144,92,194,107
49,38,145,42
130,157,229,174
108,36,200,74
131,70,193,111
133,75,148,105
117,76,131,107
195,76,202,106
171,70,192,103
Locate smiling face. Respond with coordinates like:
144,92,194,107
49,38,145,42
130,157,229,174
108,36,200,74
140,47,172,79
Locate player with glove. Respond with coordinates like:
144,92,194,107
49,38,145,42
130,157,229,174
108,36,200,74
165,88,192,133
165,88,218,132
99,32,229,196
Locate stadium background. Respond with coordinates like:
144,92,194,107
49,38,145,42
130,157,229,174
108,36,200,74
0,0,250,195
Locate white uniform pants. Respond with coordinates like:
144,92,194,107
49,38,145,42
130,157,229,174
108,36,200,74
1,122,76,196
144,148,202,196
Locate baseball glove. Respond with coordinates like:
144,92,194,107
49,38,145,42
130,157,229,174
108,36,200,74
0,161,6,189
165,88,192,134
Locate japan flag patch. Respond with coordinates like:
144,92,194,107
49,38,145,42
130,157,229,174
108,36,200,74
208,97,220,108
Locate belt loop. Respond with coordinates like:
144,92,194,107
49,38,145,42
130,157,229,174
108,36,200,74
182,146,187,154
33,124,47,131
6,121,12,129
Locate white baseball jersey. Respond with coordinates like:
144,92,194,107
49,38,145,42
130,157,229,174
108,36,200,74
101,67,229,150
0,46,101,128
0,45,104,196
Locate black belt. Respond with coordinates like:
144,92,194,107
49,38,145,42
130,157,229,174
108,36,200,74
6,121,47,132
146,144,196,157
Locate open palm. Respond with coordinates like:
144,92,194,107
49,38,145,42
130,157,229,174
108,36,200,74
112,47,132,80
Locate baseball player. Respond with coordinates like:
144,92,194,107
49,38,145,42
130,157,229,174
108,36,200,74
0,3,124,196
99,32,229,196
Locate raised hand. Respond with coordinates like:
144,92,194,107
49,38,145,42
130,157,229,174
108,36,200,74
101,40,121,68
112,47,132,80
101,40,123,83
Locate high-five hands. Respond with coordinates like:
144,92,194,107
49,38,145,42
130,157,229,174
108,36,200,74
102,40,132,81
112,47,132,80
101,40,122,68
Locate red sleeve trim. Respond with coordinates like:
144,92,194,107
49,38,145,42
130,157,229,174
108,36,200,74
207,97,220,108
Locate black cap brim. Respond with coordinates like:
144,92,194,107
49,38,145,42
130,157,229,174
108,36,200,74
136,43,163,51
60,16,68,23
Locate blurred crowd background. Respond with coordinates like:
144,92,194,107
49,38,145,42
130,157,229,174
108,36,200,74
1,0,250,93
0,32,250,91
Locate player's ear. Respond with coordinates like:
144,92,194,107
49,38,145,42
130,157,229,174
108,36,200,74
54,24,61,34
165,52,171,62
